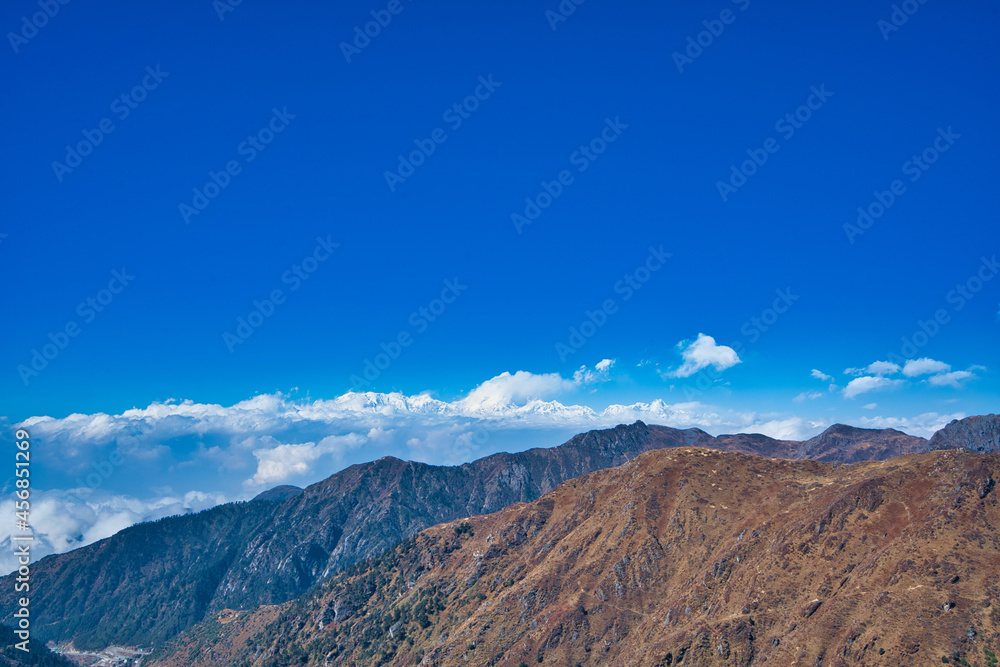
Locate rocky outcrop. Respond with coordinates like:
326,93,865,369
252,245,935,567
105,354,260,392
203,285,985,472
929,414,1000,453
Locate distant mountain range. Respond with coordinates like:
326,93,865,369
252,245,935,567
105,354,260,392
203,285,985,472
3,415,997,654
150,444,999,666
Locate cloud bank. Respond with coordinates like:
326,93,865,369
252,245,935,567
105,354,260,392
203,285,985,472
5,360,975,574
840,357,980,398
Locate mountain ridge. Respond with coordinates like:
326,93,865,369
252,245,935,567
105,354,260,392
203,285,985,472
4,415,997,652
150,445,1000,666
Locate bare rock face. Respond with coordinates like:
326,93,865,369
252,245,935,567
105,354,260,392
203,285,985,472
929,414,1000,454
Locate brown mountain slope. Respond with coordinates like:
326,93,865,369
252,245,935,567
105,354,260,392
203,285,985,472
0,421,712,650
6,419,930,652
153,447,1000,667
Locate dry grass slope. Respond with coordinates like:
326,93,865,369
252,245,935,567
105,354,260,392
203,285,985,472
150,447,1000,667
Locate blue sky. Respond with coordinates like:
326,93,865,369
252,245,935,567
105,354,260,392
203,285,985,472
1,0,999,568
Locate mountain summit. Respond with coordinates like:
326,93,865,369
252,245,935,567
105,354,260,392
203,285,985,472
796,423,926,462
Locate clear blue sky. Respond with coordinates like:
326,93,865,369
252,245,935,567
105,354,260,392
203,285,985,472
2,0,999,429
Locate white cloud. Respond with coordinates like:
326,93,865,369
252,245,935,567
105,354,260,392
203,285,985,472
810,369,833,382
894,358,979,388
846,361,900,377
927,370,975,388
403,426,489,465
573,359,615,386
667,334,741,378
0,488,226,575
246,433,366,488
902,357,951,377
573,367,596,385
599,399,721,429
856,412,965,438
862,403,878,410
732,417,827,441
866,361,901,376
459,371,575,413
843,376,904,399
840,357,982,394
793,392,823,403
